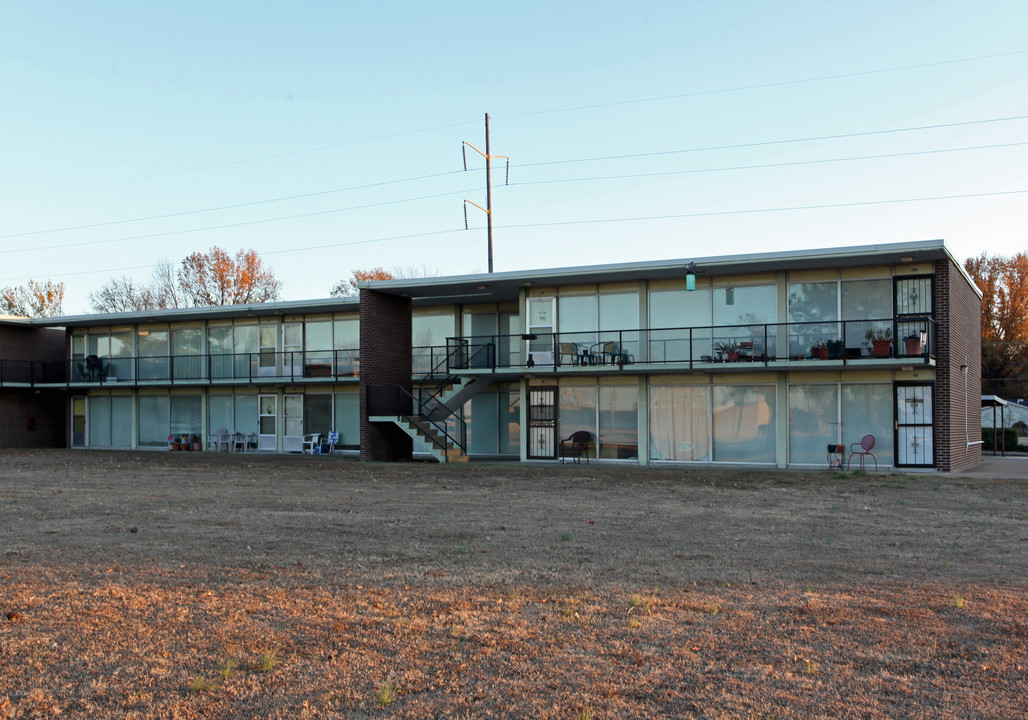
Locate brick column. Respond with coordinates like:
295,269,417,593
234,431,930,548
0,325,68,448
933,259,983,471
359,289,414,461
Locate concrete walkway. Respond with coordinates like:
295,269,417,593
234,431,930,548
946,455,1028,480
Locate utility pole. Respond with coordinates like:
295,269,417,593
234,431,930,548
463,113,509,273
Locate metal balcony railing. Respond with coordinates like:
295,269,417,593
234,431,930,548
445,317,937,371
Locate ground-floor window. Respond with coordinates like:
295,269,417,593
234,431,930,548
788,383,894,466
649,383,775,463
558,381,638,461
71,397,86,447
463,390,520,456
87,395,132,448
138,394,202,447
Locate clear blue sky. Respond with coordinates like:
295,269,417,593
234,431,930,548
2,1,1027,313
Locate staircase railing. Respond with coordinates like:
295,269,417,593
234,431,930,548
367,383,466,454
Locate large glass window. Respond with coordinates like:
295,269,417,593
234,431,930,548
88,396,111,447
598,385,638,459
842,279,892,355
649,385,710,461
714,285,777,359
649,289,711,362
788,282,839,358
208,394,234,433
333,392,359,449
304,394,333,438
209,325,233,379
172,327,202,380
412,313,454,374
788,384,839,464
138,329,169,381
234,325,259,379
842,384,893,466
600,292,640,363
712,385,775,463
109,330,133,381
304,321,333,377
559,385,597,459
138,395,170,447
71,397,86,446
333,318,360,376
558,295,597,361
235,395,258,439
170,395,201,440
466,392,499,455
500,390,520,455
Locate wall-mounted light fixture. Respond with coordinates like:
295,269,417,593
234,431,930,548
725,287,735,305
960,363,969,373
685,262,697,292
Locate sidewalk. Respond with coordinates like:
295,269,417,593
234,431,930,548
946,455,1028,480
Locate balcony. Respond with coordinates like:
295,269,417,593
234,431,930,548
446,317,936,373
0,348,360,388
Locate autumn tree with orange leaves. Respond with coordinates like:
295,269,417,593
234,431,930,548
330,267,396,297
0,279,65,317
964,251,1028,398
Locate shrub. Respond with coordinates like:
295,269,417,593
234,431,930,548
982,427,1019,449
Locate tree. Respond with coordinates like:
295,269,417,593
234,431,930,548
179,247,282,306
89,260,181,313
331,267,396,297
0,279,65,317
330,264,438,297
964,252,1028,398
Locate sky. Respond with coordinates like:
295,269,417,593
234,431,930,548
2,1,1028,314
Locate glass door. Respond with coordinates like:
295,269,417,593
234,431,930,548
258,394,277,450
283,394,303,452
259,325,277,377
526,297,555,367
895,384,934,467
283,323,302,379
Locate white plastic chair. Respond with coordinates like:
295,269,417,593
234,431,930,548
208,428,230,452
302,433,321,454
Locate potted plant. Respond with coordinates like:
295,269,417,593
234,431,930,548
168,434,178,451
180,434,192,451
809,339,829,359
904,332,926,356
715,340,740,362
864,327,892,357
191,434,202,451
826,338,844,359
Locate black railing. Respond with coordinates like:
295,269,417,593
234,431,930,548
367,383,466,453
0,348,361,387
446,317,936,371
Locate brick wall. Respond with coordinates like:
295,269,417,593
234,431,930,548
0,324,68,448
933,258,983,471
359,289,413,461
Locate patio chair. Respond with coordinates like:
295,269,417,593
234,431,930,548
560,430,592,464
325,431,340,454
208,428,230,452
847,434,878,471
602,340,634,366
302,433,321,455
558,342,579,366
230,432,249,453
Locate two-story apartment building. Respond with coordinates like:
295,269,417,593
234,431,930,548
0,239,983,471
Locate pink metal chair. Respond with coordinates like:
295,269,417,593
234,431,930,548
847,434,878,471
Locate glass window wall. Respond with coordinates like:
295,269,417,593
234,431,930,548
304,394,333,439
172,327,202,380
209,326,233,379
170,395,201,441
788,384,839,464
138,395,170,447
842,279,892,355
788,282,839,358
649,385,710,461
598,385,638,459
712,385,775,463
304,321,333,377
333,392,359,449
714,285,777,360
333,318,360,376
559,385,597,460
842,384,893,466
600,292,639,363
412,313,454,374
138,329,169,381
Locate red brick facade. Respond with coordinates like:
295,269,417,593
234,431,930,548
0,324,67,448
933,258,983,471
359,289,414,461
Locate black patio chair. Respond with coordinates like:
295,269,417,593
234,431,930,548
560,430,592,464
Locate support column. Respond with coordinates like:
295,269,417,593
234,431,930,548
359,289,414,461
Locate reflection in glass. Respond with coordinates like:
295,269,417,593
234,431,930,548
712,386,775,462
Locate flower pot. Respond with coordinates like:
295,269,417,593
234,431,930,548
192,442,202,451
813,348,829,360
871,339,891,357
726,350,740,362
171,442,181,451
904,338,924,355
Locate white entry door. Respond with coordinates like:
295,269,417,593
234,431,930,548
526,297,555,367
283,394,304,453
258,394,277,450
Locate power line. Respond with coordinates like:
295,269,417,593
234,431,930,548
0,170,465,240
497,49,1028,120
516,114,1028,169
0,188,477,256
0,120,479,203
6,186,1026,284
508,141,1028,188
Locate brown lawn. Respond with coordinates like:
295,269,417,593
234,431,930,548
1,450,1025,719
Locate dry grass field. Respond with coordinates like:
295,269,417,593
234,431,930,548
1,450,1026,719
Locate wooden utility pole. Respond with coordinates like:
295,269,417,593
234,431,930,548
463,113,509,273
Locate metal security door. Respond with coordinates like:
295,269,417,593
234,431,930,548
895,384,934,467
527,387,557,459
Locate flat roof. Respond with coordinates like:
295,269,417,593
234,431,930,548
362,238,976,303
25,239,977,326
